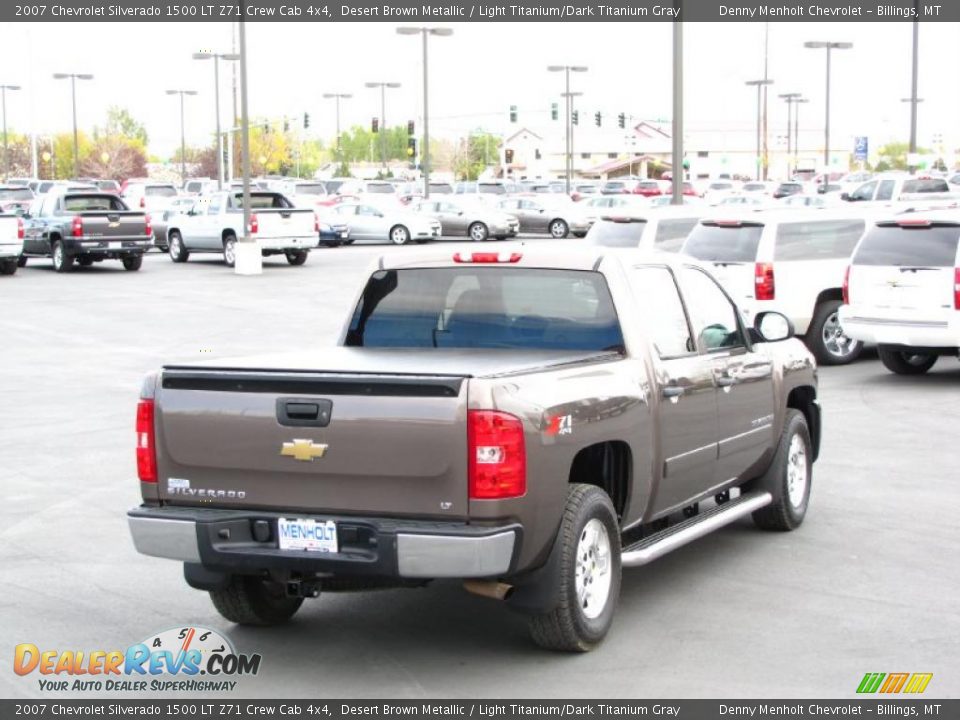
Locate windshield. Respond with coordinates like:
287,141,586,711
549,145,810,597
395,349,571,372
683,223,764,262
145,186,178,197
293,184,326,195
0,188,33,201
852,225,960,267
478,183,506,194
586,220,647,248
346,267,624,352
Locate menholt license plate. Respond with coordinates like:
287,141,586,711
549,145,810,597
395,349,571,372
277,518,338,553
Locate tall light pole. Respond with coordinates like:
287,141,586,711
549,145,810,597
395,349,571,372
0,84,21,182
192,51,240,190
52,73,93,179
365,81,401,173
903,6,921,174
564,91,583,180
322,92,352,163
166,89,198,186
396,26,453,200
745,79,774,181
779,92,802,176
547,65,588,194
671,11,683,205
804,41,853,191
794,98,809,174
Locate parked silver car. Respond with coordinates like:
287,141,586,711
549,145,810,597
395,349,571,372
326,202,441,245
411,198,518,241
495,196,582,238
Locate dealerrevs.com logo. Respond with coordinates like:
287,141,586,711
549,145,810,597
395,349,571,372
14,626,261,693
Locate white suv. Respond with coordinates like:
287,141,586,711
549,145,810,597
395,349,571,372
586,205,706,252
680,210,868,364
839,213,960,375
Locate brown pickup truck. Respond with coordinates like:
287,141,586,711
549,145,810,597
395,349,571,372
128,249,821,652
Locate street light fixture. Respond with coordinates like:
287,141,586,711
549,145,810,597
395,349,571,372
0,83,21,183
745,79,774,181
166,89,198,186
365,82,401,173
322,93,353,163
547,65,588,194
396,26,453,199
192,51,240,190
52,73,93,179
804,41,853,190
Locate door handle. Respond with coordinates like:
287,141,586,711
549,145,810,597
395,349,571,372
276,397,332,427
662,385,686,399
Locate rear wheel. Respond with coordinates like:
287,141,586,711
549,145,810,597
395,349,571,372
878,347,938,375
549,219,569,239
389,225,411,245
209,575,304,626
807,299,862,365
528,484,621,652
122,255,143,271
17,255,27,268
285,250,308,266
77,256,94,267
0,259,17,275
52,240,73,273
168,231,189,263
469,222,489,242
223,234,238,267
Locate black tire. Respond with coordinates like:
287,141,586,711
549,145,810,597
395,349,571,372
122,255,143,271
549,219,569,239
321,241,341,248
528,484,622,652
223,234,238,267
877,346,938,375
77,256,94,267
51,240,73,273
285,250,308,266
168,231,189,263
343,238,356,245
0,259,17,275
209,575,304,626
389,225,411,246
750,409,812,532
806,299,863,365
468,222,489,242
17,255,27,268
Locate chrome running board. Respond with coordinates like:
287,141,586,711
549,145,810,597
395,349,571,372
621,490,773,568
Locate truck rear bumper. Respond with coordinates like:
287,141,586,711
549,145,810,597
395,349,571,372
128,505,519,580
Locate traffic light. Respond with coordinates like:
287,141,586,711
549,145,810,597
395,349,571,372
551,103,559,121
618,113,625,129
572,110,579,126
682,158,690,170
372,117,379,133
303,112,310,129
505,148,514,164
283,119,290,132
509,105,517,123
594,112,602,128
407,120,415,135
407,137,416,157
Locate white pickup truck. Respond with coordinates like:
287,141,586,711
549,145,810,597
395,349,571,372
165,191,319,267
0,213,24,275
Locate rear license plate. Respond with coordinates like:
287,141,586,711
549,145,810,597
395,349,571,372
109,242,122,250
277,518,338,553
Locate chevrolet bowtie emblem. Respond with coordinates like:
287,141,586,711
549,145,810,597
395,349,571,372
280,439,328,462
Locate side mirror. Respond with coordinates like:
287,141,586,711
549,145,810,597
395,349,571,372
20,211,30,219
753,311,794,342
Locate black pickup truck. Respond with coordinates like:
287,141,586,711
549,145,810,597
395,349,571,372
20,191,152,272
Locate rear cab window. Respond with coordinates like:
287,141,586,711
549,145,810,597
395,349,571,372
587,219,647,248
145,185,178,197
62,195,128,212
346,267,624,352
774,219,865,261
682,221,764,263
852,223,960,267
231,193,292,209
654,218,700,252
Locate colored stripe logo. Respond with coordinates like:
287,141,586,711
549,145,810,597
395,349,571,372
857,672,933,694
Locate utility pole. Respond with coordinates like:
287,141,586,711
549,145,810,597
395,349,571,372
671,6,682,204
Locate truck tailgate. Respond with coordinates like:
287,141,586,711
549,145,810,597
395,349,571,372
254,209,315,240
80,211,148,239
0,215,21,255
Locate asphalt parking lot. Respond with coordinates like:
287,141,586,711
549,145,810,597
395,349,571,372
2,244,958,699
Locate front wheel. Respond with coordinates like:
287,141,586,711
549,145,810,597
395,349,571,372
528,484,621,652
17,255,27,268
807,299,862,365
209,575,304,626
469,222,489,242
52,240,74,273
549,219,570,239
0,259,17,275
389,225,411,245
878,347,938,375
168,231,189,263
122,255,143,271
750,409,812,531
285,250,308,266
223,234,238,267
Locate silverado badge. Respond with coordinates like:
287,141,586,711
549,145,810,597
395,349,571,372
280,439,329,462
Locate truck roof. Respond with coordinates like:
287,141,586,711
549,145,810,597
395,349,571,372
377,247,679,273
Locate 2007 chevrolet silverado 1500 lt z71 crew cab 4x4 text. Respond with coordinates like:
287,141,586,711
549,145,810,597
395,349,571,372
128,249,822,652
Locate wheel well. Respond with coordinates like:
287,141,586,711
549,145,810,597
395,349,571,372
222,229,236,244
813,288,842,312
787,386,820,460
568,441,631,520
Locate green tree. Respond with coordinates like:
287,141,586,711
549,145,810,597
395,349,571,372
101,106,149,146
454,132,501,180
874,141,930,171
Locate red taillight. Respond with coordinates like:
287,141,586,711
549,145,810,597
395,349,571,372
71,216,83,238
313,213,320,233
136,399,157,483
755,262,775,301
954,267,960,311
144,213,152,237
139,197,146,208
249,213,259,234
468,410,526,500
17,217,24,239
842,265,851,305
453,252,522,264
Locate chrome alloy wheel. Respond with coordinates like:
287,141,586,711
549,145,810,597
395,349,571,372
786,433,809,508
821,311,860,359
575,518,612,620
